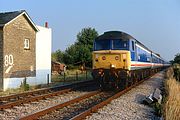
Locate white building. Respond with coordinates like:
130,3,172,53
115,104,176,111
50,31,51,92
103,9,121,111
36,25,52,85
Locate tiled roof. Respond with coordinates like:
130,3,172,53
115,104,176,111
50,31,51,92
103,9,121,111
0,10,25,26
0,10,38,31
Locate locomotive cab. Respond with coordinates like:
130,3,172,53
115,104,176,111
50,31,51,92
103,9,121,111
92,31,134,89
93,39,131,70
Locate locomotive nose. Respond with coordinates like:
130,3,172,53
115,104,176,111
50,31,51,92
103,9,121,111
93,51,130,70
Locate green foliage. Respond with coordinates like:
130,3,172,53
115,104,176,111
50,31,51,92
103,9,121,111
152,102,162,117
20,77,30,91
52,49,64,63
75,27,98,66
63,27,98,67
51,27,98,68
76,27,98,51
172,53,180,64
75,45,92,65
66,64,79,69
63,44,77,64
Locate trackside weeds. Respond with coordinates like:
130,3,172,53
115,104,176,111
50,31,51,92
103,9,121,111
164,68,180,120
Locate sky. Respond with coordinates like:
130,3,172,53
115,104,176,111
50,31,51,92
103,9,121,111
1,0,180,61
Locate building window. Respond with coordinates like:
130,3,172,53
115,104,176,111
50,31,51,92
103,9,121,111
24,38,30,49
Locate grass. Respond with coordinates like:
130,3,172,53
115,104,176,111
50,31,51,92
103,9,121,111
0,69,93,96
164,68,180,120
0,85,41,96
51,70,93,83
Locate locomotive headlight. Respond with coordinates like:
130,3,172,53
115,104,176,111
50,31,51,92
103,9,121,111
111,64,115,68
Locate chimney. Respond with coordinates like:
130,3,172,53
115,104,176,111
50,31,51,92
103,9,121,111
45,22,48,28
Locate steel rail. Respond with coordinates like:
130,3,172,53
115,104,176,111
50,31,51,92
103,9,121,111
0,88,71,110
0,80,94,102
70,78,147,120
19,75,149,120
19,90,101,120
0,88,50,101
0,80,95,110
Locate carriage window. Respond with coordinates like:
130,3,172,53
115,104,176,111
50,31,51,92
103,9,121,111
132,41,134,51
112,39,128,50
94,40,110,50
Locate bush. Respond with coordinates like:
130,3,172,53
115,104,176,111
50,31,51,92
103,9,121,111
20,77,30,91
152,102,162,116
67,65,79,70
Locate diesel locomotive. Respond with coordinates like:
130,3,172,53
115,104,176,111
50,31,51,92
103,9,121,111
92,31,170,89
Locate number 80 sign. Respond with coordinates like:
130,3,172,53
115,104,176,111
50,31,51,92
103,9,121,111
4,55,14,67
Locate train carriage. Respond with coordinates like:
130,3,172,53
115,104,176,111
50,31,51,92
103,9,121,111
92,31,169,90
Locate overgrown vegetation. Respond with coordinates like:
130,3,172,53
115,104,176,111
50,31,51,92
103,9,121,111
171,53,180,81
163,68,180,120
52,27,98,68
20,77,30,91
152,102,162,116
170,53,180,64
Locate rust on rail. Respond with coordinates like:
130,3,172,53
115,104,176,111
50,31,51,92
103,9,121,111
0,88,71,110
19,90,101,120
0,88,49,101
71,78,147,120
0,80,94,102
0,80,95,110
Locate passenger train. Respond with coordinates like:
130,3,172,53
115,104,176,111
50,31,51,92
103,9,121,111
92,31,170,89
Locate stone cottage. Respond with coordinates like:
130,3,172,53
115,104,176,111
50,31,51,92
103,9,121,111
0,10,51,91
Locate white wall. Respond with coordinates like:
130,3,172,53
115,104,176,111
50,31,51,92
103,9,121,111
36,25,52,84
4,77,36,90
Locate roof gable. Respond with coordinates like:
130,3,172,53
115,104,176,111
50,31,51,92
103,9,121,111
0,10,23,25
0,10,38,31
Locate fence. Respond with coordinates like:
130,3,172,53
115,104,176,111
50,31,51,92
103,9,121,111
51,70,93,84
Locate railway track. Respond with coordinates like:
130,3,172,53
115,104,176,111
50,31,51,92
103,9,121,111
19,76,149,120
72,80,145,120
19,90,103,120
0,80,96,110
0,73,156,120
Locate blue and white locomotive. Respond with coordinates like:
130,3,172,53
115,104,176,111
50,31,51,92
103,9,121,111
92,31,170,89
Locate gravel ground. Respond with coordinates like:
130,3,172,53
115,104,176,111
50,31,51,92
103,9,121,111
86,71,164,120
0,90,90,120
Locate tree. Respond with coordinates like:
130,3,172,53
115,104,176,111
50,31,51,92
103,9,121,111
76,27,98,51
75,45,91,64
63,44,78,65
173,53,180,64
52,27,98,68
75,27,98,67
51,49,64,63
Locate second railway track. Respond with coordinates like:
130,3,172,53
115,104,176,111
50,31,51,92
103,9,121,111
0,80,99,120
0,80,97,110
